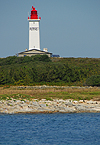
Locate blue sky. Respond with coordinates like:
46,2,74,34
0,0,100,58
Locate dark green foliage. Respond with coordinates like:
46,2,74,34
0,55,51,66
85,75,100,86
32,55,51,62
0,56,100,86
0,56,17,66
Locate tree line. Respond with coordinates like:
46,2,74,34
0,55,100,86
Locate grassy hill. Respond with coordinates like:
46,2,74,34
0,55,100,86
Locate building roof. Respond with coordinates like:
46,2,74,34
18,49,52,55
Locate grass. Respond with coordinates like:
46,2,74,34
42,91,94,101
0,86,100,101
0,94,33,101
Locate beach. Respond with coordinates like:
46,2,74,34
0,97,100,114
0,86,100,114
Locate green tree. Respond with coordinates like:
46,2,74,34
85,75,100,86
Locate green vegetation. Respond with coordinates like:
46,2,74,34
1,90,100,101
0,55,100,86
42,91,94,100
0,55,51,66
85,75,100,86
0,94,33,101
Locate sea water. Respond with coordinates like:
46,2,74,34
0,113,100,145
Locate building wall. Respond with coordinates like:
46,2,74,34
18,50,51,57
29,20,40,50
18,53,51,57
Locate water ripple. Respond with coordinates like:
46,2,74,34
0,113,100,145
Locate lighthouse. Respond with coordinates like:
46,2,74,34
28,6,41,50
18,6,52,57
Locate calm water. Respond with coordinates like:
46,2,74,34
0,113,100,145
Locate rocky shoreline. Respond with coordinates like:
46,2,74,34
0,98,100,114
12,85,98,90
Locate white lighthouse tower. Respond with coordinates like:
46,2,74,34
18,6,52,57
28,6,41,50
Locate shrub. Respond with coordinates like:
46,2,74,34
32,55,51,62
85,75,100,86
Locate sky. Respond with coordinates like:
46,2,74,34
0,0,100,58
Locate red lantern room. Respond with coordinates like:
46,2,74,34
28,6,38,19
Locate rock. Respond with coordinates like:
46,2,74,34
0,101,3,104
37,108,45,111
1,97,100,114
79,100,84,103
73,100,78,104
58,106,65,110
64,107,76,113
86,101,91,104
65,102,73,107
75,105,94,112
40,99,46,102
32,101,39,106
58,99,66,103
59,110,66,113
21,101,25,104
40,104,46,108
15,100,21,103
92,107,100,112
7,103,13,106
86,101,96,104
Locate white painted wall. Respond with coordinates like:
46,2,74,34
29,19,40,50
